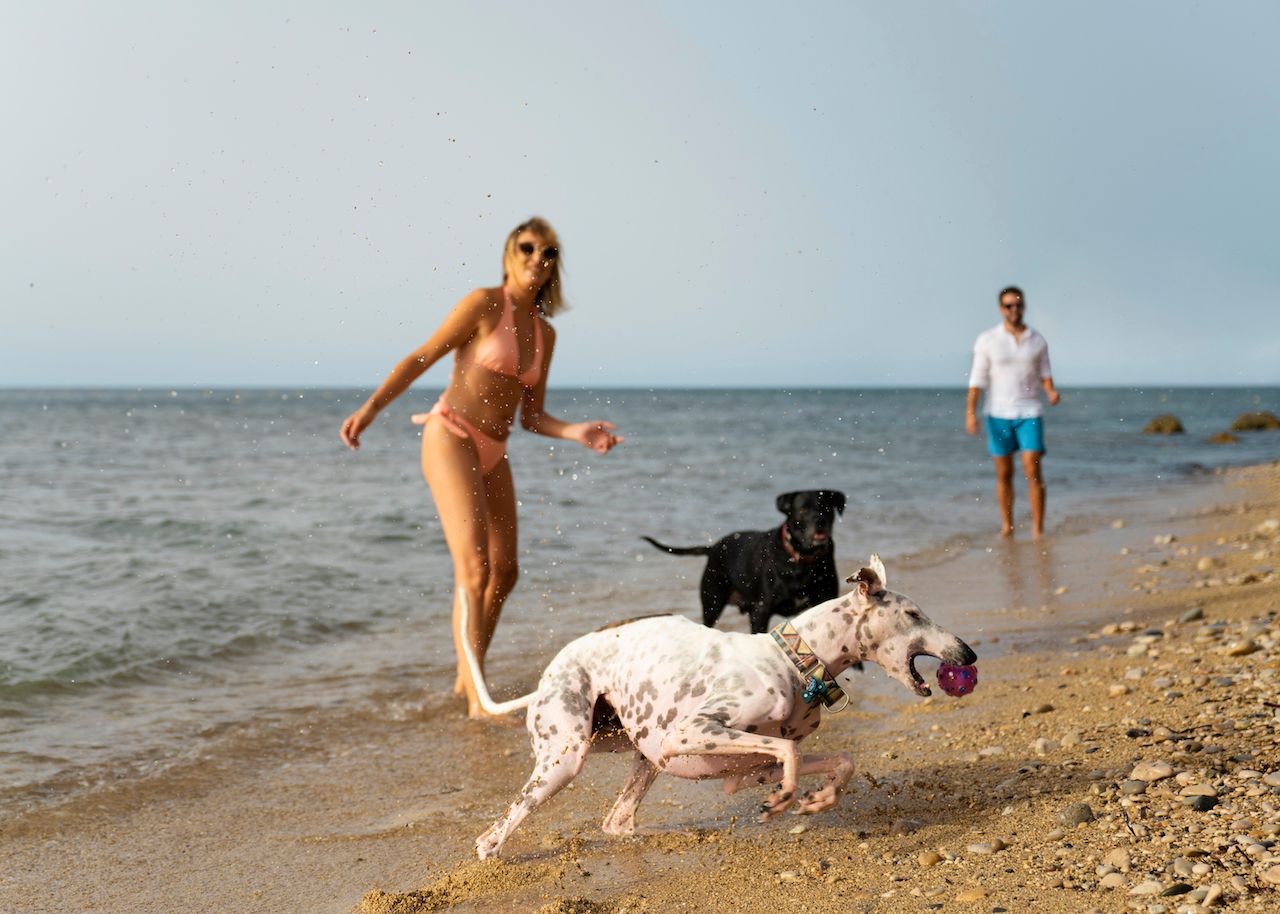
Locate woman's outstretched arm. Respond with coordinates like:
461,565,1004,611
518,323,623,454
340,289,493,449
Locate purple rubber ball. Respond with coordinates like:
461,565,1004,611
936,663,978,697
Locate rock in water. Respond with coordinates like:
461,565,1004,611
1142,415,1185,434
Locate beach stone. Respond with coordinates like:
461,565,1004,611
889,818,923,836
1162,883,1194,897
954,888,987,902
1179,607,1204,623
1208,432,1239,444
1132,761,1175,782
1122,779,1150,796
1144,416,1185,435
1256,518,1280,536
1045,828,1065,841
1183,795,1218,812
966,842,997,855
1100,872,1128,889
1104,848,1133,871
1130,880,1165,895
1262,771,1280,788
917,851,942,866
1110,683,1131,697
1179,784,1218,798
1033,737,1058,755
1173,858,1195,876
1223,640,1259,656
1261,865,1280,885
1230,411,1280,431
1059,802,1095,826
1196,556,1226,572
1202,884,1223,906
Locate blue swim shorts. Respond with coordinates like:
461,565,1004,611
986,416,1045,457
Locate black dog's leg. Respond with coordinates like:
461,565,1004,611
748,606,773,635
699,565,732,629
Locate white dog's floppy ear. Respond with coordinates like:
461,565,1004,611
870,553,887,590
845,556,886,598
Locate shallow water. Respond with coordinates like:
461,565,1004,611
1,386,1276,807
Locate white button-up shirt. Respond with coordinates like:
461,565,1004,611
968,323,1053,419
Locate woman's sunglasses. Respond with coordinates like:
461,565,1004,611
518,241,558,261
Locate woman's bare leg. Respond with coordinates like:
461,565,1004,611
479,458,520,653
420,420,492,717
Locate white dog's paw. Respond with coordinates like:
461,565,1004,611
475,830,502,860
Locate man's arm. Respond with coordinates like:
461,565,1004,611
1038,340,1060,406
965,336,989,436
1042,377,1061,406
965,387,982,436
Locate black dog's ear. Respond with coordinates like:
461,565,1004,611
830,491,846,515
776,492,796,515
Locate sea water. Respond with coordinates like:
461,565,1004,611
1,386,1277,809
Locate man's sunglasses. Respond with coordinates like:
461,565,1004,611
1000,301,1024,309
518,241,558,261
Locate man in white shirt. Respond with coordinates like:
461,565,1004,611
965,286,1061,539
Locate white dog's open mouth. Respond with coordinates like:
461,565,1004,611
908,653,934,696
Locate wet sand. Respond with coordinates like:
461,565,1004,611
3,463,1279,914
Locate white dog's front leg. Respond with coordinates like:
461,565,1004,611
660,717,800,819
721,752,854,811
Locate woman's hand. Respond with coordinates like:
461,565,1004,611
340,408,377,450
570,421,624,454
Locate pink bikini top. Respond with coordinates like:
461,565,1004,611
463,288,544,388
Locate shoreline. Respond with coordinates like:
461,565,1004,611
1,461,1278,913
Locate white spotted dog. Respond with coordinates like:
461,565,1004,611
463,555,976,860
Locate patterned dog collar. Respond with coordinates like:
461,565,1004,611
770,620,848,711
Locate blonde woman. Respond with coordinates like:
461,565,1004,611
340,218,622,718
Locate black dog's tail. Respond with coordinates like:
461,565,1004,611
641,536,711,556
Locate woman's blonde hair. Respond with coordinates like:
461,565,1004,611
502,217,566,317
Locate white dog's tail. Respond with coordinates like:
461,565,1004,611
458,589,537,716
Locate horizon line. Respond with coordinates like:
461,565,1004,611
2,383,1278,392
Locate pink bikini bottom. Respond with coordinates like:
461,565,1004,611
424,399,508,475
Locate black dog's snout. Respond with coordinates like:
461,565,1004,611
949,641,978,666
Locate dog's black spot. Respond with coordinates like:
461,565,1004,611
746,724,759,733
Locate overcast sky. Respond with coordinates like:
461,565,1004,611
4,2,1278,388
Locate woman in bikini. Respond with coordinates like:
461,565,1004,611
339,217,622,718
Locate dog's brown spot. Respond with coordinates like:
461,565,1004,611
592,613,675,633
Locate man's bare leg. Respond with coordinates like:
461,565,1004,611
993,455,1015,537
1022,450,1046,540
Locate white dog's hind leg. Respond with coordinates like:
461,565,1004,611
601,752,659,836
475,736,591,859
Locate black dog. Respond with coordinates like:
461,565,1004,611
642,490,846,634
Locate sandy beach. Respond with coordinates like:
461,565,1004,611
4,462,1279,914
